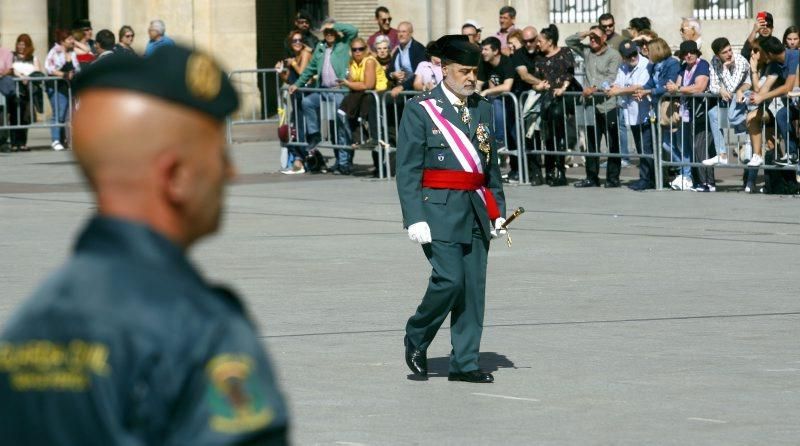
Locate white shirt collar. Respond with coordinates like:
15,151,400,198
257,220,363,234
441,82,465,107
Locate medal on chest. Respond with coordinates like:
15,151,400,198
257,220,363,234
476,123,491,164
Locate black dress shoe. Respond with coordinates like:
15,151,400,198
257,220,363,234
574,178,599,188
529,173,544,186
404,336,427,377
448,370,494,383
604,179,621,188
544,170,555,186
549,171,567,187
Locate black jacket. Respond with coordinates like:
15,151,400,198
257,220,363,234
388,39,426,90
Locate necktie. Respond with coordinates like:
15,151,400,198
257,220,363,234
455,100,471,126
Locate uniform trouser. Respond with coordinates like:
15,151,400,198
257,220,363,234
585,108,620,182
406,224,489,373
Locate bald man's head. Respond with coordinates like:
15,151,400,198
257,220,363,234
72,90,234,247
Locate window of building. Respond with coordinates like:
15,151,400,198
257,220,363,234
550,0,609,24
693,0,752,20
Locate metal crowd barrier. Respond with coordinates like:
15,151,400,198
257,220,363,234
0,76,73,146
518,90,661,187
226,68,282,143
379,89,423,179
657,92,796,190
288,86,387,178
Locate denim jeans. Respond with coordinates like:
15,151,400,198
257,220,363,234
776,105,799,157
674,121,694,178
707,105,726,155
47,88,69,143
300,91,351,166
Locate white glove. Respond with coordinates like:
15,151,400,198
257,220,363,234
491,217,507,239
407,222,432,244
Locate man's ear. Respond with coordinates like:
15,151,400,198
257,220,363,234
155,151,189,207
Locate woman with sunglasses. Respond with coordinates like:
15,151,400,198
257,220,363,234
114,26,136,54
532,24,577,186
337,37,389,175
277,30,314,174
277,30,312,85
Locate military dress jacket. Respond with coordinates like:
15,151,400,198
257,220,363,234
0,216,289,446
396,84,506,244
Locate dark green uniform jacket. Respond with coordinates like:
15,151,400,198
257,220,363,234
396,84,506,243
0,216,289,445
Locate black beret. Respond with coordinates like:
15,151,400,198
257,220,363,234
433,34,481,66
72,45,239,122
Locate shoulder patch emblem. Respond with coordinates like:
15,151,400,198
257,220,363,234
206,354,273,434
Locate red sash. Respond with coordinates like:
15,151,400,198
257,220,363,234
422,169,501,221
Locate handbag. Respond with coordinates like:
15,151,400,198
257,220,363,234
659,98,681,127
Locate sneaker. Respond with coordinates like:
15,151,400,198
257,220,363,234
670,175,692,191
707,184,716,192
691,183,707,192
744,185,751,193
280,165,305,175
775,153,798,166
702,155,728,166
620,159,631,168
51,141,65,151
747,153,763,167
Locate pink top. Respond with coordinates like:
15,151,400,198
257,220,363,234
495,25,517,51
0,47,13,75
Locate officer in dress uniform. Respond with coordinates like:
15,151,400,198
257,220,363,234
0,46,289,445
397,35,507,383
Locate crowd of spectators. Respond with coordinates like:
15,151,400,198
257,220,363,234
0,19,175,153
277,6,800,193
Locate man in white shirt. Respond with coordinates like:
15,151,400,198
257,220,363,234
607,40,654,190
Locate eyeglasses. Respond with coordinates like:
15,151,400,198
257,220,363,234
601,23,614,29
124,34,134,38
296,19,309,25
523,37,537,43
291,38,303,43
351,46,366,52
380,17,392,23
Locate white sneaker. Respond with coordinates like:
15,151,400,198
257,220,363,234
707,184,716,192
280,165,305,175
747,153,763,167
51,141,65,151
702,155,728,166
744,185,751,193
681,176,694,191
670,175,683,190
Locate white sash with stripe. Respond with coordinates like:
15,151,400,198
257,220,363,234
418,98,490,206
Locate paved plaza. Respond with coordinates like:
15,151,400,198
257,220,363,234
1,137,799,445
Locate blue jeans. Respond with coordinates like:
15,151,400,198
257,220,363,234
707,105,726,155
300,91,351,166
47,88,69,143
674,121,694,178
776,105,799,157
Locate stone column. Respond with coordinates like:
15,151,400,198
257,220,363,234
0,0,48,65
